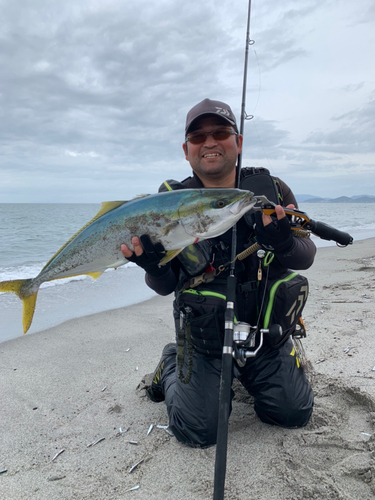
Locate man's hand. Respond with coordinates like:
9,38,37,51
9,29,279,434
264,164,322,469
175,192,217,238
254,204,295,254
121,236,145,259
261,204,294,226
121,235,168,276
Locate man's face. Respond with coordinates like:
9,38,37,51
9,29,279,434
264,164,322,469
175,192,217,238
182,116,243,187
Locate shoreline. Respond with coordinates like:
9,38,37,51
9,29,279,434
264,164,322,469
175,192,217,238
1,238,375,499
2,232,374,345
0,265,157,344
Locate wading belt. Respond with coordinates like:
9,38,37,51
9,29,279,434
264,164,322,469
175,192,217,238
180,229,310,292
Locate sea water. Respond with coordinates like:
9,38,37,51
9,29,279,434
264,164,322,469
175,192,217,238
1,202,374,343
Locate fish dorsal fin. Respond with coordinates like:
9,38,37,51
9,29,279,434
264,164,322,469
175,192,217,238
96,201,129,218
41,201,129,272
41,195,151,273
133,193,151,200
95,195,150,217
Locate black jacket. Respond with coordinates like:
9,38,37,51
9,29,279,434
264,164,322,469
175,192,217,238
145,171,316,298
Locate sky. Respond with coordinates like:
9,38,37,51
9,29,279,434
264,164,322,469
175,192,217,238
1,0,374,202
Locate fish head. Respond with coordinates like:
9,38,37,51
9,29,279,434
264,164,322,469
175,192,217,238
177,188,256,240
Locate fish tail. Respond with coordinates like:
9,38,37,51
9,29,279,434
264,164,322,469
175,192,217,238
0,279,38,334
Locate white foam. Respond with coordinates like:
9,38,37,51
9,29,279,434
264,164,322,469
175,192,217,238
0,261,135,291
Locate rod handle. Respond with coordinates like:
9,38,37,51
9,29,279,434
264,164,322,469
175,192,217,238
307,219,353,246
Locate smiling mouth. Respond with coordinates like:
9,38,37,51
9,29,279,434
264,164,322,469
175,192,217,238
202,153,221,158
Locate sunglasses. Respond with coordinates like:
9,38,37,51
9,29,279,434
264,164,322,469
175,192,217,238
185,128,238,145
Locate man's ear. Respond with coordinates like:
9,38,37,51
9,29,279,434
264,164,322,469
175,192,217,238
237,134,243,154
182,142,189,160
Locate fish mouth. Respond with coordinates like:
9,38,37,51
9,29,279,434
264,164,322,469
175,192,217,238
229,192,256,215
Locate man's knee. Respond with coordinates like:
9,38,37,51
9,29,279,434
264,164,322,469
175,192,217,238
164,354,225,447
255,389,314,428
170,419,218,448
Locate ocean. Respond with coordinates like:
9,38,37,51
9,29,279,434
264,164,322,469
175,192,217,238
1,202,374,343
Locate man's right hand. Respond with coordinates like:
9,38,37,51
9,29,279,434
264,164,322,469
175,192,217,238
121,236,145,259
121,235,168,276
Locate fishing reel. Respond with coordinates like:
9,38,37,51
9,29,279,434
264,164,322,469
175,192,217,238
232,321,282,366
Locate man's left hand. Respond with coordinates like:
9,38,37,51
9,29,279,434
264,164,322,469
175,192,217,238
254,204,295,254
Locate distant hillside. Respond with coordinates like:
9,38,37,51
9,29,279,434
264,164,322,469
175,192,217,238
296,194,375,203
295,194,319,202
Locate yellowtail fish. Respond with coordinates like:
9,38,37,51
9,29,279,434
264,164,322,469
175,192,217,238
0,189,256,334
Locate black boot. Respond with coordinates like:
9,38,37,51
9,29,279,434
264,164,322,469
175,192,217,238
146,343,177,403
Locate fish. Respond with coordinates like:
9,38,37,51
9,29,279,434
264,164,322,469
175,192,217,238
0,188,256,334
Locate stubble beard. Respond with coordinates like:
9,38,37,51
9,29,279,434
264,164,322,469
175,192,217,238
193,154,237,183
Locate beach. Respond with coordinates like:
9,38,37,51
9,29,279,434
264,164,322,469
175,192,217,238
1,238,375,499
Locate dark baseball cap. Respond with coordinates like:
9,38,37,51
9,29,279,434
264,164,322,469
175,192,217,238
185,98,238,135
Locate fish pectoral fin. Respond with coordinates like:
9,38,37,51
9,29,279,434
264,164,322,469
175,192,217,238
160,220,179,237
159,248,184,266
22,291,38,334
86,271,104,280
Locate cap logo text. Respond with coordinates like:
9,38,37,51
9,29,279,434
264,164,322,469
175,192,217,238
215,107,231,118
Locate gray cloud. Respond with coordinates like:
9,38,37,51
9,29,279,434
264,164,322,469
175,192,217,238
303,98,375,154
0,0,374,202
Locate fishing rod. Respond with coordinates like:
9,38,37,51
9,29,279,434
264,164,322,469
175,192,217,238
213,1,354,496
213,1,253,499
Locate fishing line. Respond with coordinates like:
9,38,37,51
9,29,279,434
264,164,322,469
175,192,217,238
244,46,275,174
245,0,261,116
251,118,274,173
241,0,275,176
250,48,261,115
247,46,275,175
238,33,274,173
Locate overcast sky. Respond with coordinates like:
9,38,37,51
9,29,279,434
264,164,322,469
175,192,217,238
1,0,374,202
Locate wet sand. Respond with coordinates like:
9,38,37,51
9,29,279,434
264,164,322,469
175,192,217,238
1,238,375,499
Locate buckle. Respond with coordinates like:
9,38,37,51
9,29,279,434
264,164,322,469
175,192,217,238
189,271,216,289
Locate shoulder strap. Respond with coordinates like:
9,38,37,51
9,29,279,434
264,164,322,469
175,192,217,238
240,167,282,204
158,179,187,193
240,167,283,228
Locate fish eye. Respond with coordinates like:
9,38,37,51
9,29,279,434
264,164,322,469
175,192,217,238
216,199,226,208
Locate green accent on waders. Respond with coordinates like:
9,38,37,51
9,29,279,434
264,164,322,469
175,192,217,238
273,178,283,203
163,181,173,191
183,289,226,300
263,252,274,267
263,272,298,329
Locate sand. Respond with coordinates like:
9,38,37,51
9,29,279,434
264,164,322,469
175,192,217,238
1,238,375,499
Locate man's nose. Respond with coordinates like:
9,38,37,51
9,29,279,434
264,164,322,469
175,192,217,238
203,131,218,146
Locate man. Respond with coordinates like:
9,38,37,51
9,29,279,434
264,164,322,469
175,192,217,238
121,98,315,447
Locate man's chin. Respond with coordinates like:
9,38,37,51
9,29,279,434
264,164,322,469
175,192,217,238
199,162,226,175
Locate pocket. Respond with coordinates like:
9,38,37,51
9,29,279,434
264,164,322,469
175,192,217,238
189,311,223,356
178,289,228,357
260,272,309,348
